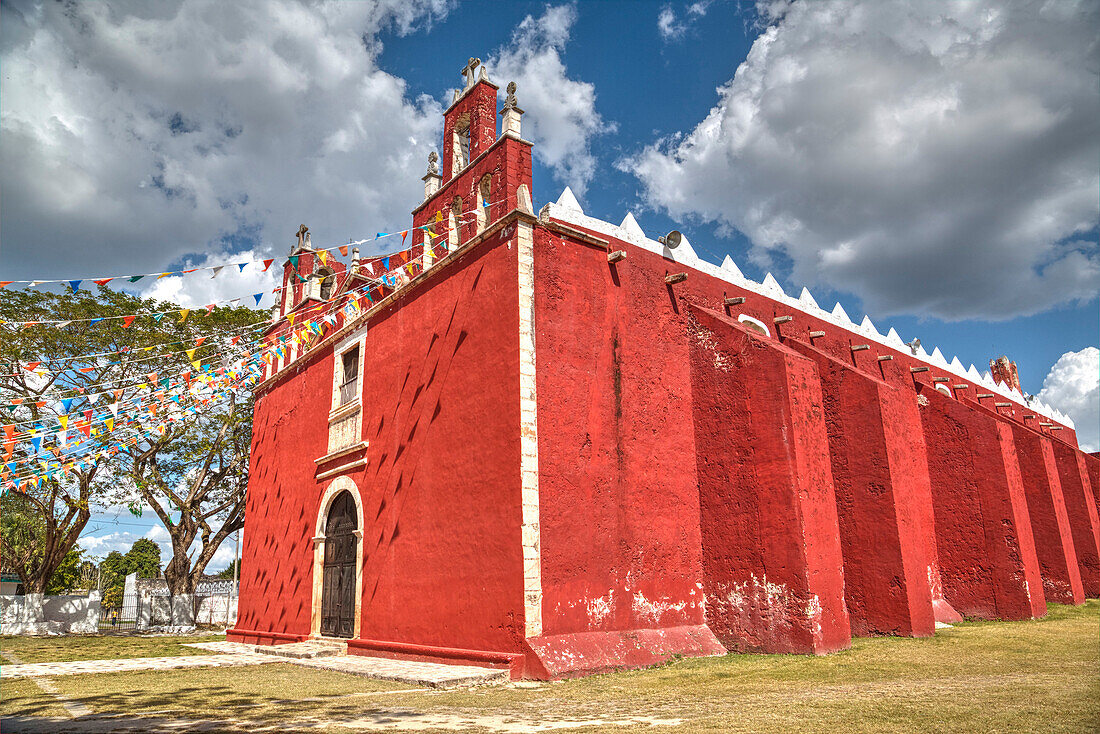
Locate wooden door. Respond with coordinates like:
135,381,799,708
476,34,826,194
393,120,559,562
320,491,357,638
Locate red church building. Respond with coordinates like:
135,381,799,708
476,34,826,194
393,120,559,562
228,59,1099,679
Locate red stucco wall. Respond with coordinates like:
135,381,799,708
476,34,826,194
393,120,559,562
787,340,935,637
1009,427,1085,604
1049,442,1100,597
688,306,850,654
530,227,708,638
917,386,1046,620
234,233,528,654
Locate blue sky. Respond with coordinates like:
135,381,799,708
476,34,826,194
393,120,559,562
2,0,1097,568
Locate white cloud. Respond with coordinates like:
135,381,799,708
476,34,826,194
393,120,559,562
1037,347,1099,453
658,7,685,41
139,247,281,309
1,0,449,284
623,0,1099,321
489,4,615,198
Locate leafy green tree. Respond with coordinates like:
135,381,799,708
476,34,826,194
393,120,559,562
1,286,262,601
44,544,84,594
123,537,161,579
215,558,241,580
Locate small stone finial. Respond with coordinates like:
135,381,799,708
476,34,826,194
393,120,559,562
503,82,518,109
427,151,439,176
500,81,524,138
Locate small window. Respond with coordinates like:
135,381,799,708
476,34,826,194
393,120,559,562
737,314,770,337
476,175,491,233
317,268,335,300
448,198,460,249
339,347,359,406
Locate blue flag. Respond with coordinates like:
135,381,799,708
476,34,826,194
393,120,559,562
68,280,82,293
253,293,263,305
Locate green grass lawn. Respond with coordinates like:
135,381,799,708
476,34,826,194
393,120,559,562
2,602,1097,733
0,633,226,664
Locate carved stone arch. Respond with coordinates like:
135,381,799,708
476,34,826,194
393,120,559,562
310,475,364,639
315,267,336,300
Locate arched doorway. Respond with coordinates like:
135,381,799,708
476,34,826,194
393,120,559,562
320,491,358,637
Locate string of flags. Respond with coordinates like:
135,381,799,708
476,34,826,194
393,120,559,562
0,198,501,293
1,203,502,493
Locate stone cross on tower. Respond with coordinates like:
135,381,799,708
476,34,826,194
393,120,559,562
461,57,481,89
293,224,309,253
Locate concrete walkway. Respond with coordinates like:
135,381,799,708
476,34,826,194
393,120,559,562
2,641,507,689
185,640,508,688
1,652,280,679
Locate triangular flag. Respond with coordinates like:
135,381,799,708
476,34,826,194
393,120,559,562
93,278,113,287
195,337,206,347
122,316,136,328
157,272,174,280
318,251,328,265
0,282,12,289
262,259,274,271
238,263,247,272
339,246,348,256
178,309,189,322
402,230,408,244
68,280,82,292
205,304,215,314
253,293,263,305
60,398,74,413
128,275,144,283
211,266,224,278
289,255,299,269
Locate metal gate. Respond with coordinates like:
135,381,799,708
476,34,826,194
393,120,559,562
99,595,142,632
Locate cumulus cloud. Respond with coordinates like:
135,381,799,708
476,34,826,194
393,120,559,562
489,4,615,198
1,0,449,284
140,247,282,309
1037,347,1099,452
623,0,1100,320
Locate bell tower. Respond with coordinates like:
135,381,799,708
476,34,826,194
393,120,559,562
442,57,499,182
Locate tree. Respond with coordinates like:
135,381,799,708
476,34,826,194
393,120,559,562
123,537,162,579
215,558,242,580
1,286,264,602
44,544,85,594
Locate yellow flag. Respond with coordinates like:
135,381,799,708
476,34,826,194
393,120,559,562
179,309,190,322
318,250,328,265
58,415,68,430
186,349,196,361
105,417,114,432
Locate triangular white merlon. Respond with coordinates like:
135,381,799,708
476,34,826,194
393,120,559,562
555,187,582,212
762,273,785,297
721,255,744,279
949,356,965,374
930,347,948,368
967,364,982,382
831,302,852,324
860,315,881,338
886,327,904,347
619,212,645,240
798,287,819,310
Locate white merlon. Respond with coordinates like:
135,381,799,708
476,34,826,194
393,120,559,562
761,272,786,298
672,232,701,265
930,347,948,368
859,315,882,340
886,327,905,347
967,364,983,382
798,287,819,310
721,255,744,279
619,212,645,241
555,187,582,213
831,302,853,325
949,356,965,376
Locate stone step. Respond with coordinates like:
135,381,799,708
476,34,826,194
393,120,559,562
293,654,510,688
250,640,348,659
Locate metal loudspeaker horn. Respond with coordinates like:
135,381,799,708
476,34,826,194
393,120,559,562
659,230,682,249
